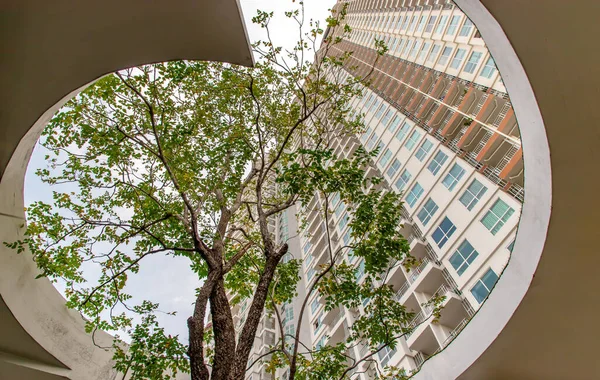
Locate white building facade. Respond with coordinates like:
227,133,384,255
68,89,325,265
239,1,523,378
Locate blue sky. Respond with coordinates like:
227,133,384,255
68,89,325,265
24,0,336,343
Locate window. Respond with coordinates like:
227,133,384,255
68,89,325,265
481,199,515,235
449,48,467,69
459,179,488,210
395,169,411,191
388,115,401,132
425,15,437,33
409,40,422,58
335,201,345,216
369,98,381,114
395,122,411,142
464,51,483,74
480,56,497,79
331,192,341,207
303,241,312,256
434,15,448,34
449,240,479,275
470,268,499,304
378,345,396,367
401,15,410,30
343,228,353,245
405,183,424,207
446,15,461,35
427,44,441,62
408,16,417,31
507,239,515,253
417,198,439,225
355,260,366,280
366,133,378,150
381,108,394,126
459,19,474,37
380,148,392,167
438,46,453,66
427,150,449,175
375,104,387,119
415,139,434,161
396,16,404,29
404,130,421,151
339,212,350,230
418,42,430,61
308,267,316,281
442,163,466,191
416,15,427,32
360,126,372,143
311,298,321,314
386,158,401,178
432,217,457,248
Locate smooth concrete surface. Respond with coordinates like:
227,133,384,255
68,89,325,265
0,1,252,379
414,1,600,379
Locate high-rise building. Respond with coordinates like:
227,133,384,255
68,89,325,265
238,1,524,378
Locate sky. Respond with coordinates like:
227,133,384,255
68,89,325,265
24,0,336,344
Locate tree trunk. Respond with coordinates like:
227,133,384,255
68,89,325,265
227,247,286,380
209,278,237,380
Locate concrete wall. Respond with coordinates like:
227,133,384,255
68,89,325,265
0,1,252,379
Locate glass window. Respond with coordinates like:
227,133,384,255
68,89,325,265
415,139,434,161
388,115,401,132
464,51,483,74
481,199,515,235
331,192,341,207
370,98,381,114
435,15,448,34
396,16,404,29
459,19,474,37
380,148,392,167
470,268,499,303
408,16,417,31
355,260,366,280
386,158,402,178
442,163,466,191
378,345,396,367
438,46,453,66
395,169,411,191
405,183,424,207
425,15,437,33
381,108,394,126
366,133,379,150
428,150,449,175
361,126,372,143
416,15,427,32
375,103,387,119
507,239,515,253
395,122,411,142
449,240,479,275
459,179,488,210
417,198,439,225
409,40,422,58
480,56,497,79
418,42,431,61
335,201,345,216
432,217,457,248
404,130,421,151
450,48,467,69
339,212,350,230
427,44,441,63
446,15,461,35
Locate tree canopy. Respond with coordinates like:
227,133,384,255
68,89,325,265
6,3,445,379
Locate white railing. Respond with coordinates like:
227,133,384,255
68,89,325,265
396,282,410,300
492,100,511,127
442,318,469,348
471,93,488,117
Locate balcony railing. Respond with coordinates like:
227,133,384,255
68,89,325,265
441,318,469,348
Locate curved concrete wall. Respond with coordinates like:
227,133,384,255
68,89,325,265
0,1,251,379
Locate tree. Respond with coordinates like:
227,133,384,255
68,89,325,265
6,3,445,379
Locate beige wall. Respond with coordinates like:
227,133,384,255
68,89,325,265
0,1,251,379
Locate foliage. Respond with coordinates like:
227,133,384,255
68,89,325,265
5,1,447,379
